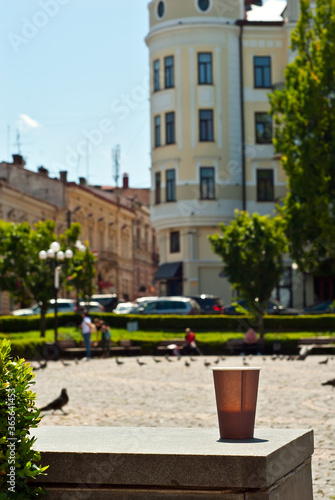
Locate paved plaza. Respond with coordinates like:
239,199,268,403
33,354,335,499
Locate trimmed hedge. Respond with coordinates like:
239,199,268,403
0,313,81,333
1,312,335,334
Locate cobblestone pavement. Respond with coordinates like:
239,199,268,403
33,354,335,499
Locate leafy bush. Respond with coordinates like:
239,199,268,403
0,339,48,499
2,312,335,335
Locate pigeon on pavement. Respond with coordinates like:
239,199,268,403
321,378,335,387
40,389,69,414
319,358,329,365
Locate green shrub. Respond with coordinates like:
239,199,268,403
2,312,335,335
0,339,48,499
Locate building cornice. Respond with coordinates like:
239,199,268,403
66,183,135,215
146,17,239,44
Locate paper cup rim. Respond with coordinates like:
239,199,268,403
211,367,261,371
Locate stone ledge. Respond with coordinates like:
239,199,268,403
32,427,313,495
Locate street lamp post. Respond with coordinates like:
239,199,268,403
39,241,74,345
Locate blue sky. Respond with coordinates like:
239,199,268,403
1,0,285,189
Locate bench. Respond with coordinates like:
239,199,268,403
297,337,335,359
155,339,185,356
60,339,141,358
119,339,142,356
225,338,267,355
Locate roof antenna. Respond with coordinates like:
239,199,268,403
112,145,120,187
15,129,22,154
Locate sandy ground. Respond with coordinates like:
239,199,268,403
32,354,335,499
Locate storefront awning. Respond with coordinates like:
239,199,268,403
153,262,183,283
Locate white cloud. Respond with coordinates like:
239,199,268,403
18,114,42,130
247,0,287,22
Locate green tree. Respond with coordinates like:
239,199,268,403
0,221,96,337
209,211,288,335
270,0,335,275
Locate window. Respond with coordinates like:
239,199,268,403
164,56,174,88
153,60,160,92
200,167,215,199
165,112,175,144
136,226,141,248
199,109,214,141
198,53,212,84
254,56,271,88
154,115,161,147
170,231,180,253
166,169,176,202
257,169,274,202
198,0,210,11
255,112,272,144
155,172,161,204
144,228,148,251
157,1,165,18
109,233,114,252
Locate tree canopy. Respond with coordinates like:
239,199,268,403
0,220,96,337
209,211,287,333
270,0,335,275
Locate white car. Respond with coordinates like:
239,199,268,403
11,299,104,316
112,302,139,314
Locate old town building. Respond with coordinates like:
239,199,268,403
0,155,159,313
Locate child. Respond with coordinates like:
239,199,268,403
100,322,111,358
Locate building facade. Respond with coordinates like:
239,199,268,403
146,0,311,307
0,156,159,313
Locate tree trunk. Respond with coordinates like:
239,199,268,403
258,312,265,338
39,307,47,338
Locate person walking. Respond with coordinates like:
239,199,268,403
80,311,93,361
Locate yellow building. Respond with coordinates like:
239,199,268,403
146,0,307,307
0,156,159,313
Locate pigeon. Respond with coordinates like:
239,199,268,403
40,389,69,414
165,354,172,362
190,357,197,362
61,359,71,367
185,360,190,367
319,358,329,365
137,358,146,366
115,357,124,365
74,358,79,365
153,357,162,363
204,360,211,368
321,378,335,387
243,360,250,366
214,358,220,364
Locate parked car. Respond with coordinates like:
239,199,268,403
135,296,159,305
11,299,104,316
137,297,201,315
303,300,335,314
12,299,76,316
91,294,118,312
188,295,224,314
224,299,301,315
112,302,139,314
78,301,105,313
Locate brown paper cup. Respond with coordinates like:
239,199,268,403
212,367,260,439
